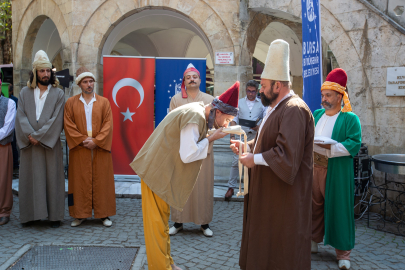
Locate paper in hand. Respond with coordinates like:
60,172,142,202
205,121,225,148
314,136,338,145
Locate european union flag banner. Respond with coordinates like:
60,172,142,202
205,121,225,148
302,0,322,112
155,58,207,126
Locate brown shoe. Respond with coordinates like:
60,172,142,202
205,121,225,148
0,216,10,225
225,188,234,200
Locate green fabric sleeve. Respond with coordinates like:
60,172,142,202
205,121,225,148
340,113,362,157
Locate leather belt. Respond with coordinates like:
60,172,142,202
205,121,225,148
0,142,11,147
314,152,328,167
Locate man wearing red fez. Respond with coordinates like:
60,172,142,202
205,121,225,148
311,68,362,270
130,82,239,270
169,64,216,237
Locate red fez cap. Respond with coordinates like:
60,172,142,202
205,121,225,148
325,68,347,88
218,81,239,108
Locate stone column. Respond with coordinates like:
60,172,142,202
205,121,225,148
213,65,253,97
14,68,32,96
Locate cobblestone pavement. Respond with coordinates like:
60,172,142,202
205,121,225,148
1,195,404,269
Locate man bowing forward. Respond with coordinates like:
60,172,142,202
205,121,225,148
64,67,116,227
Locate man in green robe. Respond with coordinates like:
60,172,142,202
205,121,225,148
311,68,362,270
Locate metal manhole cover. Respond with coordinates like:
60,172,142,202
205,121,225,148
8,246,139,270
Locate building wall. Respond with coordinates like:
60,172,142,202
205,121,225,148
12,0,405,157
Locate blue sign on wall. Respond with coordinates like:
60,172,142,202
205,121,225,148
155,58,207,127
302,0,322,112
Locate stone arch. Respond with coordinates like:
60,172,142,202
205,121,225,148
241,12,303,95
13,0,71,94
75,0,236,95
248,0,405,154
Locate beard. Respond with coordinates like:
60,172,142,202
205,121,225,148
37,76,50,86
321,101,332,110
83,87,94,95
261,86,279,107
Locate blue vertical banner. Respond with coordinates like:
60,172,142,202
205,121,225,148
302,0,322,112
155,58,207,126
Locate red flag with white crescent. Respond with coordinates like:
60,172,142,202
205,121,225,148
103,56,155,175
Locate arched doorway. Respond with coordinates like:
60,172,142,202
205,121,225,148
13,0,70,95
31,19,63,71
98,9,214,94
252,22,303,96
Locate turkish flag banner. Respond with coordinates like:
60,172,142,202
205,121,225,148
103,56,155,175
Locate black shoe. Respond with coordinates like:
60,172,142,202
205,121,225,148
173,222,183,229
21,221,34,227
51,221,61,228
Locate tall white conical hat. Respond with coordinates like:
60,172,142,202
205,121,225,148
261,39,290,82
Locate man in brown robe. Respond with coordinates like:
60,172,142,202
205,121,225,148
169,64,215,237
234,40,314,269
64,67,116,227
15,50,65,228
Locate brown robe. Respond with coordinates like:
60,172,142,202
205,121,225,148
64,94,116,219
169,91,215,224
239,95,314,270
0,144,13,218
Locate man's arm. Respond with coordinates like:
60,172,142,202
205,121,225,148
64,99,88,150
315,143,349,157
180,123,227,163
30,90,65,149
0,100,16,140
92,102,113,151
179,123,209,163
338,114,362,157
315,115,361,158
257,106,311,185
15,92,35,149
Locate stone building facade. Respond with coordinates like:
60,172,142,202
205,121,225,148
12,0,405,157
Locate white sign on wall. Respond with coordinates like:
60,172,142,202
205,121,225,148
215,52,234,65
386,67,405,96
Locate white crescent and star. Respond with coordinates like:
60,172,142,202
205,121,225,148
121,108,135,122
112,78,144,122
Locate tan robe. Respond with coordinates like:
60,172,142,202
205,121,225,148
239,95,314,270
64,94,116,219
169,91,214,225
15,86,65,223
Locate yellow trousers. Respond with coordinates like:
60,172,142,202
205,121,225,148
141,180,174,270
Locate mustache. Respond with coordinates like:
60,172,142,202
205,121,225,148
321,101,332,107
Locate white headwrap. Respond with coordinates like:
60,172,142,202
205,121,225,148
27,50,60,88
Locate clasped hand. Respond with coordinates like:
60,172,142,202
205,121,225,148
28,135,40,146
230,140,255,168
83,137,97,150
207,128,228,143
230,139,245,154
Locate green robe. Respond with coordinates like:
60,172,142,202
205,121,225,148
313,109,362,251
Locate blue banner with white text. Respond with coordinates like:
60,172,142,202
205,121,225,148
302,0,322,112
155,58,207,127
